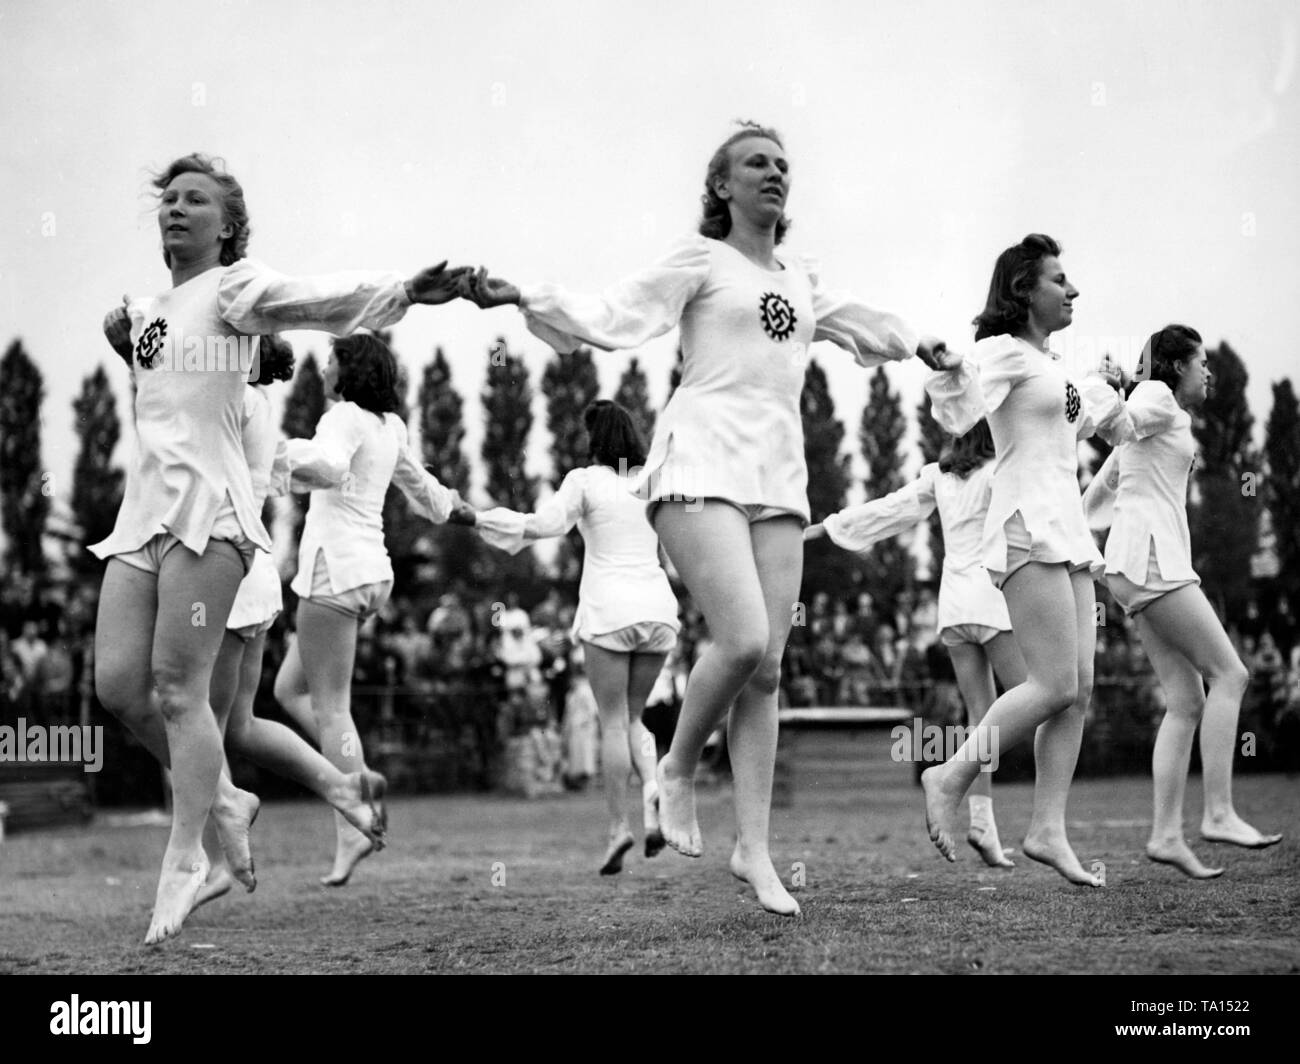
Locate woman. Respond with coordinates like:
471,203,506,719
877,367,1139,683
472,400,681,873
273,332,475,886
460,122,943,915
1083,325,1281,877
92,153,467,944
917,234,1127,886
194,335,394,905
806,419,1027,867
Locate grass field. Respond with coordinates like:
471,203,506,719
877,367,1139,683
1,763,1296,975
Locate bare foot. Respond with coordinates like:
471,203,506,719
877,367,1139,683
968,822,1016,868
729,846,801,916
1200,812,1282,849
643,784,665,858
1146,837,1224,879
144,849,209,945
921,766,961,862
191,863,235,912
656,756,702,858
212,784,260,892
320,824,375,887
599,827,636,875
328,770,388,849
1022,829,1102,886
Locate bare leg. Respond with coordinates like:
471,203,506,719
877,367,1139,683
724,516,803,916
295,600,376,885
921,562,1079,865
627,651,668,856
1021,569,1101,886
950,640,1012,867
584,644,636,873
273,637,319,744
1141,587,1280,848
227,630,386,843
1133,609,1224,878
147,543,244,943
652,502,770,858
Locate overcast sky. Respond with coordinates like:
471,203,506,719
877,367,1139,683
2,0,1297,516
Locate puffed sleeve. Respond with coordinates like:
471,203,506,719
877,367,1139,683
475,468,588,555
282,403,363,491
924,336,1027,436
823,464,938,553
1082,448,1121,533
518,237,711,354
218,258,412,337
801,256,919,367
390,417,459,523
1076,375,1134,444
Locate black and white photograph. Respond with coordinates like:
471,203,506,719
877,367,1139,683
0,0,1296,1017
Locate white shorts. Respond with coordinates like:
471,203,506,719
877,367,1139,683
112,512,255,577
297,551,393,621
1106,543,1200,617
583,622,678,655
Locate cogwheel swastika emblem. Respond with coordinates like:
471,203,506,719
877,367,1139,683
135,317,169,369
1065,380,1081,423
759,292,796,342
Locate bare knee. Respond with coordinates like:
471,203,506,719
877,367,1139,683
716,633,768,681
745,653,783,697
1209,658,1249,699
1035,673,1078,714
152,667,205,722
95,661,151,720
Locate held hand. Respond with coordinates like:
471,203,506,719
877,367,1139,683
1096,354,1124,391
103,295,133,360
803,523,826,542
458,266,521,309
916,336,962,372
406,262,476,305
447,499,478,527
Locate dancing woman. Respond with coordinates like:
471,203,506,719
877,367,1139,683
272,332,475,886
916,234,1128,886
806,418,1026,867
461,122,942,915
191,335,391,904
472,400,681,873
92,152,467,943
1083,325,1281,877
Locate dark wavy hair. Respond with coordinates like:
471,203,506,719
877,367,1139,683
972,234,1061,341
1140,324,1202,390
152,153,250,267
253,334,295,386
938,418,995,478
332,333,400,415
699,121,790,245
584,399,647,470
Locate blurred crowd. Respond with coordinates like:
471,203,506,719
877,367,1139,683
4,577,1300,798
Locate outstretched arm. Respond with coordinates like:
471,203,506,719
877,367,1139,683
474,470,587,554
219,258,473,337
460,237,712,354
820,466,939,554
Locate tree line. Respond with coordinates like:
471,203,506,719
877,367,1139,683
1,335,1297,628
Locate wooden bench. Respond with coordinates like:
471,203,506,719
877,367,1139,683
774,706,914,806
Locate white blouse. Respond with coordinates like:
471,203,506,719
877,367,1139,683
519,235,919,522
924,335,1128,578
1082,381,1197,583
824,461,1011,632
285,400,459,594
90,259,411,561
474,464,680,640
227,387,283,630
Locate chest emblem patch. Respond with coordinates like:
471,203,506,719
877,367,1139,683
759,292,797,342
1065,380,1081,423
135,317,169,370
